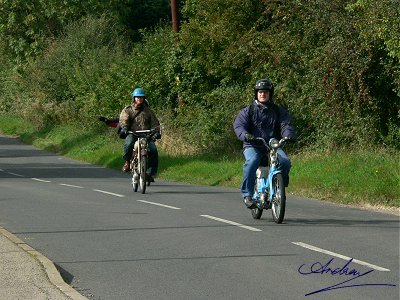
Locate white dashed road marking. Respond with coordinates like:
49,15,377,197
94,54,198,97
292,242,391,271
201,215,262,232
31,178,51,183
7,172,24,177
93,189,125,198
59,183,84,188
137,200,181,210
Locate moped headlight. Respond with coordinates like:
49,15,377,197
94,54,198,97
269,138,279,148
140,139,147,147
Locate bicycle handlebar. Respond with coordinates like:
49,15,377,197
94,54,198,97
255,137,290,149
128,129,153,134
127,128,159,138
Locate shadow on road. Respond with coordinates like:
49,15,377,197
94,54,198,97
55,263,75,284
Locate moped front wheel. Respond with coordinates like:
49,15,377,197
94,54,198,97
132,174,138,192
251,207,263,219
131,161,138,192
271,173,286,224
139,156,147,194
251,179,263,219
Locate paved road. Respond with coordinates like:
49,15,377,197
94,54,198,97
0,135,398,299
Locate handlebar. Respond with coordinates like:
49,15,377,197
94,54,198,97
128,129,153,134
255,136,291,149
127,128,159,138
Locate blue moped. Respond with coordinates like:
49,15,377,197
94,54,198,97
251,137,290,223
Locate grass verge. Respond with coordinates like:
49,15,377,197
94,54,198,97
1,114,399,210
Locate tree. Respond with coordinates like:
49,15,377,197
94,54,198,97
0,0,164,63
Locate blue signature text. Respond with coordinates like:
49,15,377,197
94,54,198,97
298,258,396,296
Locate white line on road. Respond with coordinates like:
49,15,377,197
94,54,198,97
59,183,84,188
32,178,51,183
201,215,262,232
292,242,390,271
7,172,24,177
137,200,181,210
93,189,125,198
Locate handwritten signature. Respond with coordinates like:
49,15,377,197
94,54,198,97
298,258,396,296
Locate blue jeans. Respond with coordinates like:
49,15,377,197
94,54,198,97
123,134,159,175
241,147,291,197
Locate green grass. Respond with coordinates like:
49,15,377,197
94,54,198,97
158,154,243,187
1,114,399,209
289,151,399,207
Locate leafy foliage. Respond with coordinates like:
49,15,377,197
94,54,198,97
12,16,132,128
0,0,398,153
0,0,171,64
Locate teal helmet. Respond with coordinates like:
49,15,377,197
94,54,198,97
132,88,146,99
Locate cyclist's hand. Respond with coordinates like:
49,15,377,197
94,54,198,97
119,126,128,139
254,138,264,145
149,132,161,142
99,116,107,123
245,133,256,142
283,136,296,143
245,133,263,145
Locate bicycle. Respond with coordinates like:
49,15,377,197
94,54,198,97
128,129,158,194
250,137,291,223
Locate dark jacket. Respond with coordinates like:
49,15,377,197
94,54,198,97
233,100,296,149
119,104,160,133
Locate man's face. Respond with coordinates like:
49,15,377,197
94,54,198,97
257,90,270,103
133,96,145,106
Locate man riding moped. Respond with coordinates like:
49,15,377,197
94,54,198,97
118,88,161,181
233,78,296,209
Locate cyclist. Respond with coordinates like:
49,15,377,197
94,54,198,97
233,78,296,208
119,88,161,181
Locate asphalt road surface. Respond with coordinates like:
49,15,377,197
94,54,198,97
0,134,399,300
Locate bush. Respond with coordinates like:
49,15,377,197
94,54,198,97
2,0,399,154
18,15,133,128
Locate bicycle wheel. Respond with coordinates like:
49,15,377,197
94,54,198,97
251,179,263,219
271,173,286,224
132,175,138,192
139,156,147,194
131,161,138,192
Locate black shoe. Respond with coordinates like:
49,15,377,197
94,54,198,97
148,175,155,183
243,196,256,209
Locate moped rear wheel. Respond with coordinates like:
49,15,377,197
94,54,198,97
139,156,147,194
271,173,286,224
251,179,263,219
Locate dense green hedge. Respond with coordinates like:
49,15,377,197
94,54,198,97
0,0,399,154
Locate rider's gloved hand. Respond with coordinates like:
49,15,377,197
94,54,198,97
283,136,296,143
244,133,256,142
152,132,161,140
119,126,128,139
245,133,263,145
99,116,107,123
